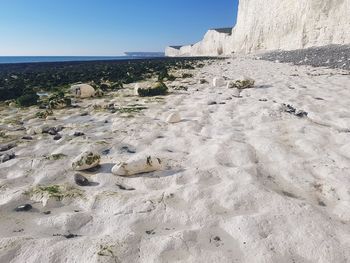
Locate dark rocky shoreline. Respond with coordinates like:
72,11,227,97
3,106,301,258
258,44,350,70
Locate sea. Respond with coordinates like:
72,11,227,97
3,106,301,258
0,56,163,64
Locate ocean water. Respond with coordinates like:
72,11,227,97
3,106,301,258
0,56,139,64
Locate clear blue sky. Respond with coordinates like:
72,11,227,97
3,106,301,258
0,0,238,56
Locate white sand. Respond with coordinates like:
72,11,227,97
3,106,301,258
0,57,350,262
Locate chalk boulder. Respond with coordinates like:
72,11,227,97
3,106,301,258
166,112,181,123
72,151,101,171
112,155,162,176
70,84,96,98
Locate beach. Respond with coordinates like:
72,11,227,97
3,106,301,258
0,57,350,262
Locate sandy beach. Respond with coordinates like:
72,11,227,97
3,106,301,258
1,57,350,262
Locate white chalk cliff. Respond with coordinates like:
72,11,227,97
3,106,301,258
166,0,350,56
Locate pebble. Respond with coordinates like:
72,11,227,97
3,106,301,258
74,174,90,186
15,204,32,212
53,134,62,140
22,136,33,140
208,101,217,105
74,132,85,137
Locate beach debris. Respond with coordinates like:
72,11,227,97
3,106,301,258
74,174,90,186
0,153,15,163
0,143,16,152
166,111,181,123
227,77,255,89
15,204,33,212
111,155,162,176
281,104,308,118
70,84,96,98
135,82,168,97
72,151,101,171
212,77,226,87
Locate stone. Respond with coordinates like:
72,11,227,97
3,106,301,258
74,174,90,186
112,155,162,176
70,84,96,98
46,116,57,121
48,128,58,136
135,82,168,97
72,151,101,171
53,134,62,140
208,101,217,105
15,204,32,212
0,153,15,163
22,136,33,140
212,77,226,87
73,132,85,137
27,128,36,135
0,143,16,152
166,112,181,123
227,77,255,89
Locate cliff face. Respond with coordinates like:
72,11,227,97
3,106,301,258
165,0,350,56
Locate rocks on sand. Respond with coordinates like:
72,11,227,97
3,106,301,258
112,155,162,176
74,174,90,186
70,84,96,98
72,151,101,171
135,82,168,97
166,111,181,123
227,76,255,89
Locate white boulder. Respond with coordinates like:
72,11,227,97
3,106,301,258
166,112,181,123
72,151,101,171
70,84,95,98
112,155,162,176
212,77,226,87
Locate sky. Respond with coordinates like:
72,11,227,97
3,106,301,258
0,0,238,56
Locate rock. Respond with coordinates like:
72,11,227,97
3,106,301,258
15,204,32,212
112,155,162,176
208,101,217,105
136,82,168,97
166,112,181,123
46,116,57,121
73,132,85,137
74,174,90,186
53,134,62,140
22,136,33,140
70,84,96,98
48,128,58,136
212,77,226,87
0,153,15,163
0,143,16,152
72,151,101,171
281,104,308,118
227,77,255,89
